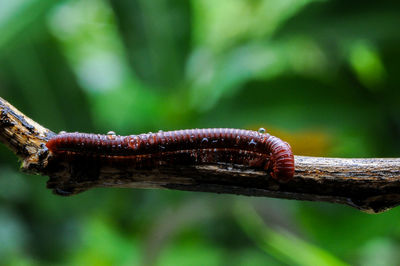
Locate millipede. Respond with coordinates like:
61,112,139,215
46,128,295,181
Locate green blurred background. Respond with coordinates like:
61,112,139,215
0,0,400,265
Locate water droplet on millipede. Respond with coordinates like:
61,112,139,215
258,128,266,134
107,131,116,140
201,137,209,143
158,130,164,133
59,131,67,134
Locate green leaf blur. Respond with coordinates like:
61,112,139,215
0,0,399,265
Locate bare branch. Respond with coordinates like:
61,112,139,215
0,97,54,172
1,96,400,213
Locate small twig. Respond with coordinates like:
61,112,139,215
1,96,400,213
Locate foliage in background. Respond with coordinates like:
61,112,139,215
0,0,399,265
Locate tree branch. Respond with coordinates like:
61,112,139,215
1,96,400,213
0,97,55,172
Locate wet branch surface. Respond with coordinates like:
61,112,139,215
1,96,400,213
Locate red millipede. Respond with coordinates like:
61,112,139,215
46,128,295,181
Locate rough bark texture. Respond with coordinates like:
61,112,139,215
1,96,400,213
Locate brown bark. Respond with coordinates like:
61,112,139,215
1,96,400,213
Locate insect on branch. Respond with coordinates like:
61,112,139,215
1,96,400,213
